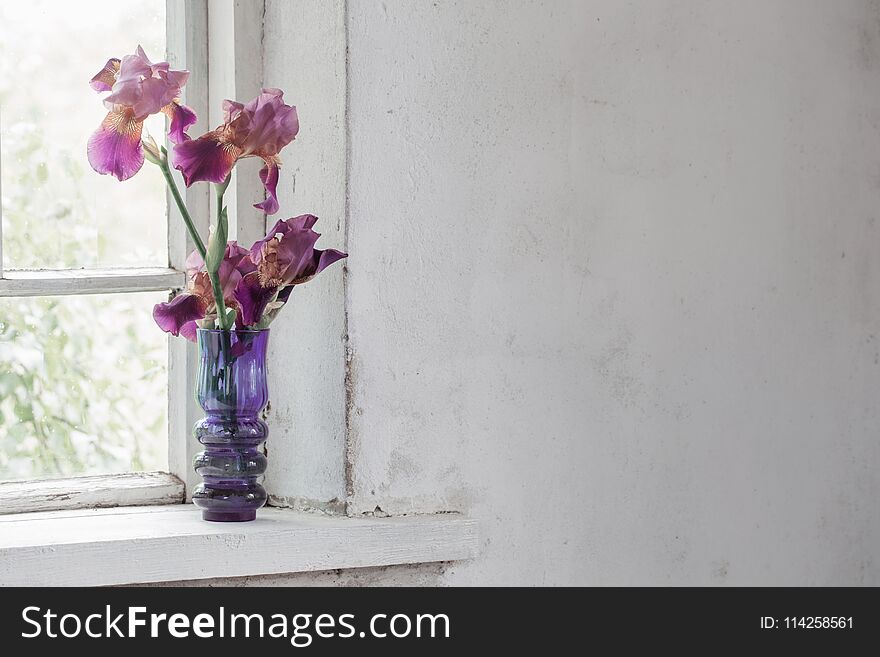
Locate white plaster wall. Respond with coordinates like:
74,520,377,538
237,0,880,586
341,0,880,585
262,0,349,512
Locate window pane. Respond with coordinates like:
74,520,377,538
0,292,168,481
0,0,167,270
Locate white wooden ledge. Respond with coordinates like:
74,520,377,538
0,506,478,586
0,472,185,515
0,267,185,297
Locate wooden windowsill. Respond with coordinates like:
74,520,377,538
0,505,478,586
0,472,185,515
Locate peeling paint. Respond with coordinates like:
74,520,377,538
343,345,359,509
137,562,450,588
267,495,346,516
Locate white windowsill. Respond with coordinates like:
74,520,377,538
0,505,479,586
0,472,185,515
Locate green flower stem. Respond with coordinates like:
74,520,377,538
158,150,206,260
152,149,235,408
208,270,231,330
156,149,231,332
211,176,236,405
212,177,233,331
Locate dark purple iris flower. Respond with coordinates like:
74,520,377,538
152,216,345,338
234,214,347,327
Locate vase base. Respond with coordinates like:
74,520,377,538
202,510,257,522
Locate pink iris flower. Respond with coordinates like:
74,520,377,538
88,46,196,181
152,243,254,341
171,88,299,214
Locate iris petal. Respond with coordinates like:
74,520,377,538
287,248,348,285
171,131,240,185
87,109,145,181
228,243,257,276
312,248,348,277
277,285,294,304
117,47,154,83
254,162,280,214
247,214,347,286
163,101,197,144
178,89,297,204
179,320,200,342
185,249,205,277
229,88,299,157
276,225,321,283
218,258,244,301
249,215,317,266
288,214,319,231
234,271,278,327
153,293,208,337
89,58,120,92
159,69,189,89
130,76,179,120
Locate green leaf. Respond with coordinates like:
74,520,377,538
14,400,34,422
205,206,229,275
35,162,48,184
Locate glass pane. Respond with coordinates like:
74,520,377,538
0,292,168,480
0,0,167,269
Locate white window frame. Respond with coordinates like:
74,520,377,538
0,1,479,585
0,0,267,513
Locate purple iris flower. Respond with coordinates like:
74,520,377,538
88,46,196,181
171,88,299,214
153,242,255,341
234,215,347,326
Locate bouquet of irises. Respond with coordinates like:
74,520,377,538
88,46,346,339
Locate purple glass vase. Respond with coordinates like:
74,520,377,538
192,328,269,522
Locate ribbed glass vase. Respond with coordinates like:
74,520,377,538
192,328,269,522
